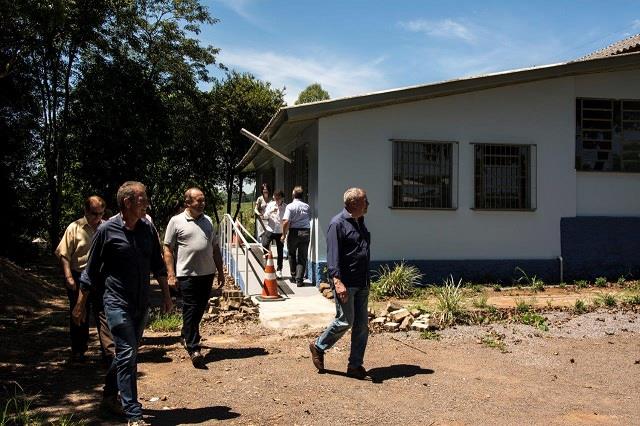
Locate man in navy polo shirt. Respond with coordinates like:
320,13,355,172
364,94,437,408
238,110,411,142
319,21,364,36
309,187,371,379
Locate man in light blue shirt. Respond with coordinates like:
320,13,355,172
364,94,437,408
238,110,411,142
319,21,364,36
281,186,311,287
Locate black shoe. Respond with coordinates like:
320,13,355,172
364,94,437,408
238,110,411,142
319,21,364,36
189,350,204,368
99,394,123,417
296,282,304,287
308,342,324,371
346,365,368,380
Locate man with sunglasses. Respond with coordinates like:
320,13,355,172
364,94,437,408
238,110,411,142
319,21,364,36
56,195,114,365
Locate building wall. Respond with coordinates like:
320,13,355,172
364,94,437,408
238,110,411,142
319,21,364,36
317,77,578,271
574,69,640,216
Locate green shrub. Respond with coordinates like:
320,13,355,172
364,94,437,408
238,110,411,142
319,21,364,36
371,261,423,299
574,299,587,314
420,330,440,340
492,284,502,292
594,277,607,288
519,312,549,331
617,276,626,286
472,294,489,309
625,294,640,305
147,309,182,332
515,298,532,314
434,275,466,326
559,282,567,289
515,267,544,292
594,293,617,307
574,279,589,289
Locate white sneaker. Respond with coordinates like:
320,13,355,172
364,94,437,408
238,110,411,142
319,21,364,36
276,270,282,279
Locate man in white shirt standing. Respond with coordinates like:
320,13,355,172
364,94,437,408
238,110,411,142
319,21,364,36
281,186,311,287
164,187,224,367
262,190,287,279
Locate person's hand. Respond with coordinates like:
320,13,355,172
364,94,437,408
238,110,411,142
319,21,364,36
162,295,173,313
72,302,86,326
217,273,224,287
65,276,77,291
280,235,285,242
167,275,177,287
334,280,348,304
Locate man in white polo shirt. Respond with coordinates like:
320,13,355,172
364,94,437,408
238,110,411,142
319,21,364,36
164,187,224,367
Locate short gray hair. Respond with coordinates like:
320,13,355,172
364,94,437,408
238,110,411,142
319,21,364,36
343,187,366,207
117,181,145,211
184,187,203,204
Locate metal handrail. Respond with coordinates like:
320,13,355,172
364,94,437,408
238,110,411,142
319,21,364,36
220,213,267,296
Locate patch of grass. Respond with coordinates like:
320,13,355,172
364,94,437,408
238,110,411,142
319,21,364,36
617,276,626,286
464,282,483,294
1,386,86,426
594,276,607,288
492,284,501,292
515,267,545,292
574,299,588,314
53,415,87,426
574,279,589,289
472,294,489,309
518,312,549,331
147,309,182,332
624,294,640,305
434,275,466,327
420,330,440,340
370,261,423,299
593,292,617,307
515,298,533,314
481,334,508,353
558,282,567,290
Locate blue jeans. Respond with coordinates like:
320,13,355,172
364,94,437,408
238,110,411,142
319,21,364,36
315,286,369,368
105,306,148,420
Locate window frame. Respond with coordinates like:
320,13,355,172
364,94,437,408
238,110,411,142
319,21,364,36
389,139,459,210
575,97,640,173
471,142,537,211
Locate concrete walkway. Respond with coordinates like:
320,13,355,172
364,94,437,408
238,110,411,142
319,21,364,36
224,243,335,330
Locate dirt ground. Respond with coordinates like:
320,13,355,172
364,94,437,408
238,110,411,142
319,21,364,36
1,257,639,425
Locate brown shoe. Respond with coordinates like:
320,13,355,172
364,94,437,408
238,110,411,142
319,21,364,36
308,342,324,371
346,365,368,380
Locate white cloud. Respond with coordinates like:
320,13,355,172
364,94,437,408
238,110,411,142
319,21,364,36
632,19,640,30
219,49,389,105
399,18,476,43
212,0,268,29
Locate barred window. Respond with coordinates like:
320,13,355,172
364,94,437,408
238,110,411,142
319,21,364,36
392,140,456,209
576,98,640,172
474,143,536,210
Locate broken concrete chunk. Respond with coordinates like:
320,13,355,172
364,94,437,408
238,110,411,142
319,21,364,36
389,308,411,322
383,322,400,331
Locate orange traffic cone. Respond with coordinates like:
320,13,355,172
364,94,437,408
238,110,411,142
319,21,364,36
257,252,283,302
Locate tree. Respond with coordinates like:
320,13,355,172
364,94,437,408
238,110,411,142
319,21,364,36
208,71,285,217
294,83,330,105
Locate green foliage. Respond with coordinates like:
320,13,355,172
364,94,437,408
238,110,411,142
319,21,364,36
472,294,489,309
617,276,626,285
574,299,587,314
515,298,532,314
625,294,640,305
559,282,567,289
420,330,440,340
434,276,466,326
574,280,589,289
481,334,508,353
294,83,330,105
593,293,617,307
518,312,548,331
515,267,544,291
147,309,182,332
370,261,423,299
492,284,502,292
594,277,607,288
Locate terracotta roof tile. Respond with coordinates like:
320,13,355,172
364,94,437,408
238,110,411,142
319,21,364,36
580,34,640,60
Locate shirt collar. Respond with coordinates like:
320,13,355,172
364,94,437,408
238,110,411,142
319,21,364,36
184,210,202,221
341,208,364,224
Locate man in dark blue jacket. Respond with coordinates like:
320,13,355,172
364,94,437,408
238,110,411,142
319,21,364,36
309,187,370,379
73,181,172,425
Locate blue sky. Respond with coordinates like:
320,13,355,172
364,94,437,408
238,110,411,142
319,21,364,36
200,0,640,105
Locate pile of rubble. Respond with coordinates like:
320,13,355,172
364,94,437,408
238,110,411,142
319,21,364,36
368,302,439,332
203,288,259,324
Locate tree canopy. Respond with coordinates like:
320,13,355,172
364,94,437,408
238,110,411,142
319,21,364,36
0,0,281,257
294,83,330,105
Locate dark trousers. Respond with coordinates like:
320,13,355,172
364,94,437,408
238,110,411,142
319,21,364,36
287,228,310,284
105,306,148,420
67,271,116,367
179,274,214,353
261,231,283,270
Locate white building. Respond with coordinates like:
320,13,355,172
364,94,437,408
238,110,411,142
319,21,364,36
238,37,640,284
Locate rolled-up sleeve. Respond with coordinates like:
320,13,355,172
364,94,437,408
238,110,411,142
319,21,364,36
326,221,342,280
79,228,105,292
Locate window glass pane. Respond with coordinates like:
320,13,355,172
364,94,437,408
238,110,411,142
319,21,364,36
474,144,531,209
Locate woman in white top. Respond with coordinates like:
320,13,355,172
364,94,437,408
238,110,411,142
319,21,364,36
261,190,287,278
254,183,271,238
